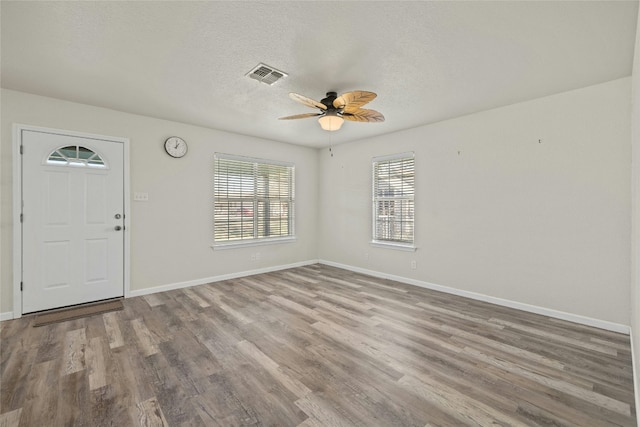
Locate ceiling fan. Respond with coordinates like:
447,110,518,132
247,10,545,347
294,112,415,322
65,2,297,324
279,90,385,131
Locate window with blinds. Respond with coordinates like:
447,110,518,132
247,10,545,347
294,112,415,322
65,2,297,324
372,153,415,246
214,154,294,246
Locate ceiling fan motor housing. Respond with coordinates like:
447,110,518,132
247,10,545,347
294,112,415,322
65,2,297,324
321,92,340,113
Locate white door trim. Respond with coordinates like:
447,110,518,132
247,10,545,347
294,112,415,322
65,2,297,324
12,124,131,318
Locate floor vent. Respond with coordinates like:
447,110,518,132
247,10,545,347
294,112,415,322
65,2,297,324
246,63,287,85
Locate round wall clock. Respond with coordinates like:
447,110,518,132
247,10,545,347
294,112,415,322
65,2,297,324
164,136,187,158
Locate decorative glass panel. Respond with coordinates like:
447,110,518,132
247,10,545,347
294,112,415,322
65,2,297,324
46,146,106,168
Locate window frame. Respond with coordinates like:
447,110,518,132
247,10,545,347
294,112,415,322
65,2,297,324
371,152,416,251
213,153,295,249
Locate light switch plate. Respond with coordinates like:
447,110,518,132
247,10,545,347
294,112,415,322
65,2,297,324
134,192,149,201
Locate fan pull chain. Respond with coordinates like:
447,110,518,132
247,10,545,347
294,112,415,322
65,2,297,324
329,132,334,157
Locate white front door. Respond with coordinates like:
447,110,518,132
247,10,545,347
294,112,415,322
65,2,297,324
21,130,125,313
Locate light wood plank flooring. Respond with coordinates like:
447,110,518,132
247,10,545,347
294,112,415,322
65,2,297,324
1,264,636,426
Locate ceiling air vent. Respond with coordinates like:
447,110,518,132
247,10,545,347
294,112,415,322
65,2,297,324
246,63,287,85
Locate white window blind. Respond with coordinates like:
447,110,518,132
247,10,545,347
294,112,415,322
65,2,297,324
372,153,415,246
214,154,294,245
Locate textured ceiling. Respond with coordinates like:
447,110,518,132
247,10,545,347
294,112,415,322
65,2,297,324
1,1,638,148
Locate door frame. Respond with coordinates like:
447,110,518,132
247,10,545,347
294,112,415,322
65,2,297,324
12,124,131,318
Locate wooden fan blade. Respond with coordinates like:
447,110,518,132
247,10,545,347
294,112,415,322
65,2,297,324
289,93,327,110
279,112,323,120
333,91,377,111
342,109,385,123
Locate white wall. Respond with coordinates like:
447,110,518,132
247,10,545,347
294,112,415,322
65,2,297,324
318,78,631,326
0,89,319,315
1,77,633,327
630,3,640,409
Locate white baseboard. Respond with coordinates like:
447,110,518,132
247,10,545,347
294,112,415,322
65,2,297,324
128,259,319,298
319,259,630,335
0,312,15,321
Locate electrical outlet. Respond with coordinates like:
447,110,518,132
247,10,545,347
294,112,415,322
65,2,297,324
411,260,417,270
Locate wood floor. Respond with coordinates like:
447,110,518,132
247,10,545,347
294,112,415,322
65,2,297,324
1,264,636,426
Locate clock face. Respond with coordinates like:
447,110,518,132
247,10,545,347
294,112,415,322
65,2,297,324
164,137,187,158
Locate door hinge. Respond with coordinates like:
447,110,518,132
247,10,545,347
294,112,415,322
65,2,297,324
20,282,23,291
20,213,23,223
19,145,23,155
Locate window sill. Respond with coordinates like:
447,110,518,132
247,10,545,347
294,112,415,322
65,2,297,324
370,241,417,252
212,236,297,250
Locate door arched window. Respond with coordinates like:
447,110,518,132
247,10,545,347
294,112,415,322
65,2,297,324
46,145,106,168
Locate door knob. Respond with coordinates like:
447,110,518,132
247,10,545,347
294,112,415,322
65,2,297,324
114,225,122,231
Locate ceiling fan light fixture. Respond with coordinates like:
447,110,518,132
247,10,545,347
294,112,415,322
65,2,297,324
318,112,344,131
